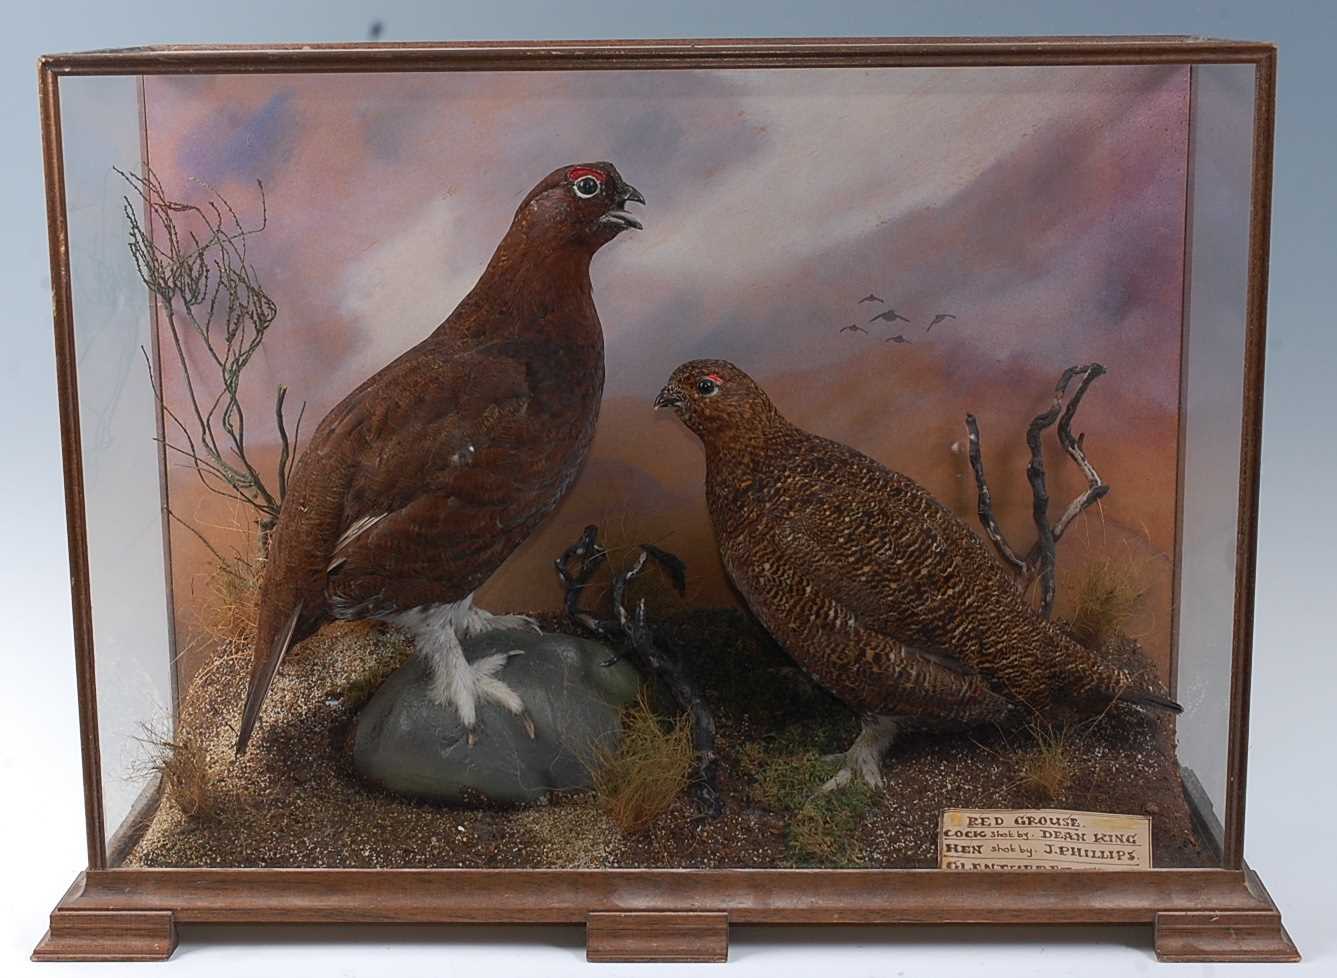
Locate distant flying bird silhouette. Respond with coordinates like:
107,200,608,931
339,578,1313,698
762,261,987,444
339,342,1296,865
926,313,957,333
840,324,869,334
858,293,885,304
869,309,911,325
884,334,912,345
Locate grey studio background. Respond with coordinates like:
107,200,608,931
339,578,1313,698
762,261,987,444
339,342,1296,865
2,3,1333,976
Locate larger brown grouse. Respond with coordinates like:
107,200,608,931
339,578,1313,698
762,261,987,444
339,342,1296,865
655,359,1180,791
237,163,644,754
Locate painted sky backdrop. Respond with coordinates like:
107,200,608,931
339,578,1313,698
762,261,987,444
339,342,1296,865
142,65,1190,676
145,65,1188,407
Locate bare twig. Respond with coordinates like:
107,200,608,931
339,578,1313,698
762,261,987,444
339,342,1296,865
964,364,1110,617
554,524,611,637
118,165,303,553
167,510,247,582
964,414,1027,576
1024,392,1061,617
1051,365,1110,544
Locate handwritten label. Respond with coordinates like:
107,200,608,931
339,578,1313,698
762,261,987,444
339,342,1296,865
938,808,1151,870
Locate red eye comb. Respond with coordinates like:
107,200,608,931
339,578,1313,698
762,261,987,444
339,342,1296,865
567,166,606,183
705,373,724,384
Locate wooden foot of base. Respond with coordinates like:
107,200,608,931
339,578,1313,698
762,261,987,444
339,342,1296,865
1155,910,1299,963
32,909,177,962
587,911,729,963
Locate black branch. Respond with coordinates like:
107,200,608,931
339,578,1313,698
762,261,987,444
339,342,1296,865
555,525,723,819
964,364,1110,617
964,413,1027,576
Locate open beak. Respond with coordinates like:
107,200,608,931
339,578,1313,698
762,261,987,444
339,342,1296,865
653,384,683,410
600,182,646,231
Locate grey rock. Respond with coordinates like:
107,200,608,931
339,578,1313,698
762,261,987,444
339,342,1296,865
352,629,640,805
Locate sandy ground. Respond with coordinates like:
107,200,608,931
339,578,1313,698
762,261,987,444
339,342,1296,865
125,608,1212,870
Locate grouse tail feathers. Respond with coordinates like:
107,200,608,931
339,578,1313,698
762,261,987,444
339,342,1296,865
1054,630,1183,715
1121,688,1184,714
236,597,304,755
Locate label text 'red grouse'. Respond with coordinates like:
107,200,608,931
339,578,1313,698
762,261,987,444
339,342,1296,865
938,808,1152,870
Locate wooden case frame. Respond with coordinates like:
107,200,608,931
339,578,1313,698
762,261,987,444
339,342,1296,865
33,36,1295,964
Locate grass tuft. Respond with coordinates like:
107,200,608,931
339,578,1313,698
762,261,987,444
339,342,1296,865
141,729,219,822
1066,555,1146,651
591,690,695,834
1013,720,1075,803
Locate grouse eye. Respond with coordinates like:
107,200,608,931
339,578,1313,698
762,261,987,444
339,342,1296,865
697,378,718,396
573,175,602,199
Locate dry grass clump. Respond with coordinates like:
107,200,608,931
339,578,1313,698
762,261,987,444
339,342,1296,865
591,690,694,834
173,504,265,685
1013,720,1075,803
141,729,218,822
1066,555,1146,651
194,551,262,650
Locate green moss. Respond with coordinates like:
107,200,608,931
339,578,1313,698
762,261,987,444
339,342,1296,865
741,744,874,868
747,750,837,812
788,780,876,867
635,608,875,865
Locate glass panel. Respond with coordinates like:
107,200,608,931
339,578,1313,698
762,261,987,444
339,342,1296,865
1174,62,1258,853
60,75,174,859
54,61,1261,873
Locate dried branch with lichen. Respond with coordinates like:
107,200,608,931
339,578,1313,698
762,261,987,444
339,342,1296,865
964,363,1110,617
117,165,303,553
556,525,722,818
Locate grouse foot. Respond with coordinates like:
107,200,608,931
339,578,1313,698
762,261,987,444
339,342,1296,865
428,646,536,746
403,601,536,745
819,715,899,793
456,593,541,638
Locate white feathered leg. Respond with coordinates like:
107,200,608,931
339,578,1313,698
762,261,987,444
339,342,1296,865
819,715,899,792
390,600,535,744
454,592,542,637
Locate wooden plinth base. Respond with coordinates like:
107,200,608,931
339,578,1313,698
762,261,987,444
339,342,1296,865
31,864,1298,963
1155,910,1299,963
587,911,729,962
31,909,177,962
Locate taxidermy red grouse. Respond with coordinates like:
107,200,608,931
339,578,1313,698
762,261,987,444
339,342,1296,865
654,359,1181,790
236,163,645,754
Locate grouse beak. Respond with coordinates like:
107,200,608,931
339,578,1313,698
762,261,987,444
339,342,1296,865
653,384,683,410
600,183,646,231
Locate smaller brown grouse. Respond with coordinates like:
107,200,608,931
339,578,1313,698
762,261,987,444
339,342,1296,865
655,359,1180,791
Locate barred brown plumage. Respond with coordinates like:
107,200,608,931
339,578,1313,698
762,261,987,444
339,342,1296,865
655,359,1180,791
236,162,644,754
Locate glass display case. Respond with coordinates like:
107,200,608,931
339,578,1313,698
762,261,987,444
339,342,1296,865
33,36,1294,964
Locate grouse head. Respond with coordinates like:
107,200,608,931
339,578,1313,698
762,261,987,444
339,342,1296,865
510,161,645,252
654,359,780,441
